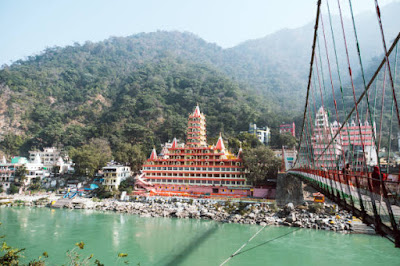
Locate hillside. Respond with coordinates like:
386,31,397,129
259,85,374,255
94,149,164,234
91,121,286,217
0,36,280,155
0,2,398,156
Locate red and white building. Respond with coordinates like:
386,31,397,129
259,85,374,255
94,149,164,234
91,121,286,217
312,107,342,169
302,107,377,170
332,119,377,169
279,122,295,137
141,105,274,198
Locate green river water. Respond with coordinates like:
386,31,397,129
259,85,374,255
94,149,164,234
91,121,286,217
1,207,399,265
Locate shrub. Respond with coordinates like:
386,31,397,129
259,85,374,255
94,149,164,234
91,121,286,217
8,184,20,194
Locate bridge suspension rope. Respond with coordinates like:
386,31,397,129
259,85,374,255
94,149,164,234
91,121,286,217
293,0,400,246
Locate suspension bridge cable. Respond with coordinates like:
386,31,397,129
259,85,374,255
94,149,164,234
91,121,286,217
349,0,399,232
219,225,267,266
386,44,399,174
319,11,348,200
374,0,400,128
337,0,368,215
295,0,322,167
313,32,400,167
377,65,388,153
326,0,356,208
219,228,301,265
233,228,301,257
348,0,380,154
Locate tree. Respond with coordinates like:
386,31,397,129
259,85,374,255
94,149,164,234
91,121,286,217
8,184,20,194
70,138,112,178
0,134,24,156
14,165,27,183
237,132,262,149
113,143,146,172
242,145,280,185
118,177,135,193
270,131,297,149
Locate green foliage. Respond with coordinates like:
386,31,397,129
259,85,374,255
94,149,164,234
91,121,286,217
118,177,135,193
8,184,20,194
242,145,280,185
0,241,25,265
0,134,25,156
270,131,297,149
28,182,41,191
113,143,146,172
237,132,262,149
0,31,303,159
93,185,114,199
14,166,27,183
70,138,112,178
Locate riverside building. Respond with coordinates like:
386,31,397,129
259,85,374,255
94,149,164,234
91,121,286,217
141,105,273,198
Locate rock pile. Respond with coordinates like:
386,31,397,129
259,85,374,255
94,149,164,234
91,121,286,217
4,195,356,233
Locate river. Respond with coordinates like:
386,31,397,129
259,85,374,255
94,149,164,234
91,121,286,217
1,207,399,265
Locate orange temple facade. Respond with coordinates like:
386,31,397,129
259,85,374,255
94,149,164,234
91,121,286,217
141,105,273,198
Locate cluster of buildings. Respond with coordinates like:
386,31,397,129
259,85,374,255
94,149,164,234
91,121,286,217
0,106,299,199
0,146,133,193
139,105,275,198
0,147,73,192
299,106,378,171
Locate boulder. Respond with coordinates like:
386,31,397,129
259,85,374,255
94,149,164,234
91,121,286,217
285,212,296,223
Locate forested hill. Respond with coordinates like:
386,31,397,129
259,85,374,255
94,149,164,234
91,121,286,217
0,32,289,155
0,2,398,156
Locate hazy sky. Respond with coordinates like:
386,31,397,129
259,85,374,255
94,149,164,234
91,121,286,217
0,0,397,65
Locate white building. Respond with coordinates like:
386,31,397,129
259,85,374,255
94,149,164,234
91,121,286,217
102,165,131,190
29,147,61,170
0,156,14,192
248,123,271,145
24,154,49,186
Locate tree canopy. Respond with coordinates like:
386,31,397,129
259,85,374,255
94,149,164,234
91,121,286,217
242,145,280,185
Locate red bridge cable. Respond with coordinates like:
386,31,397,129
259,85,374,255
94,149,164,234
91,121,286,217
295,0,322,167
313,32,400,165
338,0,378,222
374,0,400,128
320,11,347,170
377,65,388,153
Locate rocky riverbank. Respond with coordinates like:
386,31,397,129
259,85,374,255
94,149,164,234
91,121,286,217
1,194,358,233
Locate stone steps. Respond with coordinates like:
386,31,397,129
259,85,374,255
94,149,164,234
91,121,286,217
51,198,72,208
351,220,376,235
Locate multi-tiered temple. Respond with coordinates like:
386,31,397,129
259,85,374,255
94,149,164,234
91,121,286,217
141,105,269,197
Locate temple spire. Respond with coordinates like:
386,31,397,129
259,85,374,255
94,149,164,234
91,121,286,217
187,105,207,147
149,147,158,160
215,133,225,151
193,104,201,117
171,138,178,149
